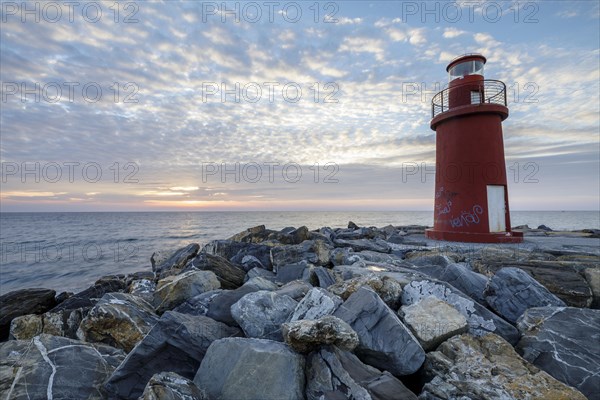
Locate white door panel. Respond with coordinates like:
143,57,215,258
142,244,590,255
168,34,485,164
487,185,506,232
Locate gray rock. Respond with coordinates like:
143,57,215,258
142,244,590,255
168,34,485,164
270,239,331,269
49,276,127,313
313,266,336,288
187,253,246,289
291,287,343,321
9,308,84,340
140,371,208,400
128,279,156,302
306,345,418,400
104,311,240,399
516,307,600,399
0,334,125,399
584,268,600,308
333,238,391,254
202,239,272,270
329,274,403,310
77,292,159,352
484,267,566,323
276,261,314,284
230,290,298,340
152,243,200,274
420,333,586,400
330,248,404,267
407,253,453,267
244,267,277,282
438,263,488,305
282,315,358,353
333,287,425,375
402,280,520,345
400,297,468,351
276,280,313,300
153,270,221,314
193,337,305,400
0,288,56,340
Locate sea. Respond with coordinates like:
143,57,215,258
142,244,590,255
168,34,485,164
1,211,598,294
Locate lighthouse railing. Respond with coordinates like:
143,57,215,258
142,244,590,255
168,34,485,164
431,79,507,118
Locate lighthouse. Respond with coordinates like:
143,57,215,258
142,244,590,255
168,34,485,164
426,54,523,243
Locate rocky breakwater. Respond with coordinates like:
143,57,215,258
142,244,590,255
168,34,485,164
1,222,599,399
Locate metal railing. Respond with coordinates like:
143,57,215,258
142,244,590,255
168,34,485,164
431,79,507,118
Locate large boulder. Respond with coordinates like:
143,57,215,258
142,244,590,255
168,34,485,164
584,267,600,308
104,311,240,399
333,238,391,253
306,345,418,400
275,261,314,284
333,287,425,375
50,276,127,312
270,240,331,269
77,292,159,352
282,315,359,353
0,334,125,399
9,308,84,340
151,243,199,274
230,290,298,341
484,267,565,323
187,253,246,289
402,280,520,345
400,296,468,351
328,274,402,310
438,263,489,305
516,307,600,399
291,287,343,321
152,270,220,314
420,333,586,400
0,288,56,340
140,371,207,400
193,337,305,400
202,239,272,270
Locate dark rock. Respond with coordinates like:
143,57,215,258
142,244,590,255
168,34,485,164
55,291,73,304
330,247,405,267
537,224,553,231
203,239,272,271
50,277,127,313
306,345,418,400
282,315,359,353
584,268,600,309
333,287,425,375
0,334,125,399
313,266,336,288
0,288,56,340
230,290,298,340
402,280,520,345
152,243,199,274
276,280,313,300
333,238,391,254
291,287,343,321
244,267,277,282
188,253,246,289
385,233,405,244
421,333,586,400
348,221,359,230
77,292,159,352
140,371,208,400
194,337,305,400
270,239,331,269
153,270,220,314
517,307,600,399
438,263,489,305
104,311,240,399
329,274,402,310
484,267,565,323
276,261,313,284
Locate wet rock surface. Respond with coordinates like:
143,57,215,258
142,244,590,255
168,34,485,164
282,315,359,353
0,288,56,340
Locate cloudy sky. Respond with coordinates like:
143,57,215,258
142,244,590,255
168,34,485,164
1,0,598,211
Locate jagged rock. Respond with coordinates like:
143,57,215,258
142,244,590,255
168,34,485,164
228,225,269,242
0,334,125,399
282,315,358,353
336,227,384,240
313,266,336,288
276,280,313,300
306,345,418,400
244,267,277,282
139,372,207,400
174,277,277,326
537,224,553,231
400,297,468,351
270,239,331,269
333,287,425,375
276,261,314,284
0,288,56,340
438,263,488,305
516,307,600,399
584,268,600,308
50,276,127,313
193,337,305,400
9,308,84,340
105,311,240,399
473,260,593,307
348,221,359,230
484,267,565,323
230,290,298,340
187,253,246,289
420,333,586,400
202,240,272,271
329,274,402,310
402,280,520,345
333,238,391,254
128,278,156,299
330,248,404,267
153,270,220,314
77,292,159,352
152,243,200,274
291,287,343,321
406,253,453,267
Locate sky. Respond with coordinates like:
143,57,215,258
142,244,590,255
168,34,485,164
1,0,599,212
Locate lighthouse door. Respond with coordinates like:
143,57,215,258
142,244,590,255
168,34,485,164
487,185,506,232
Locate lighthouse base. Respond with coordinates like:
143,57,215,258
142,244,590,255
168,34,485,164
425,229,523,243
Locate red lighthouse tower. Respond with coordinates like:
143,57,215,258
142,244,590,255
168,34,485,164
426,54,522,243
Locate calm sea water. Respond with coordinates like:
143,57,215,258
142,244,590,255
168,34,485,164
1,211,598,294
